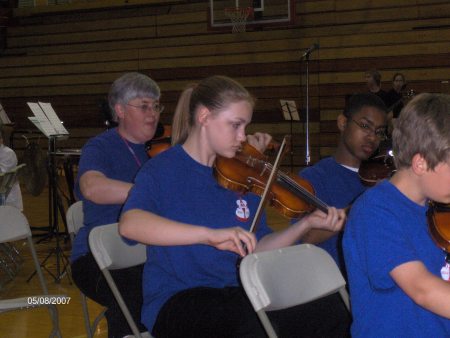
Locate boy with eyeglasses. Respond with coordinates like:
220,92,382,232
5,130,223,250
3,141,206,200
343,93,450,337
297,93,387,272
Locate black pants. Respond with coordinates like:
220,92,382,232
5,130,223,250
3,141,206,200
71,253,146,338
153,287,351,338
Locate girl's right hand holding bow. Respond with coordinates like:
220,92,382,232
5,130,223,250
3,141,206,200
204,227,256,257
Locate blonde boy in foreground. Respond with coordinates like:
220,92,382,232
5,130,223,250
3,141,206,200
343,93,450,337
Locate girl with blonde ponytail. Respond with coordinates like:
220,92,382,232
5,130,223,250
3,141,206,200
119,75,350,337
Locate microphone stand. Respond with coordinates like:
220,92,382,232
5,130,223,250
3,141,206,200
303,51,312,166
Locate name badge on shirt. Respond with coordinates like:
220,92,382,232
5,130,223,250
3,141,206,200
235,198,250,222
441,262,450,282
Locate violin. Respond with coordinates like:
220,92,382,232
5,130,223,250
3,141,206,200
358,149,396,186
427,202,450,252
213,142,329,219
145,123,171,157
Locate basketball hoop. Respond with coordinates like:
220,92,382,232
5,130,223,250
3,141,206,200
224,7,253,33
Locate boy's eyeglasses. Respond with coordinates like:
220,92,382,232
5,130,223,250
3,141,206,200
351,119,387,141
127,102,164,114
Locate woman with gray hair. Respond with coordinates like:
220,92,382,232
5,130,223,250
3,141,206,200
70,72,162,337
70,72,272,337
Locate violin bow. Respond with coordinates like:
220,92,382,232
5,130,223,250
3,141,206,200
249,135,290,233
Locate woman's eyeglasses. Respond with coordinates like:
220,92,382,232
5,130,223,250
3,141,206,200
127,102,164,114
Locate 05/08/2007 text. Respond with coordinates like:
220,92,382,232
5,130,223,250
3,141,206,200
27,296,71,305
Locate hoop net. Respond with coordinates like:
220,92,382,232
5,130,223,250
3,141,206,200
224,7,253,33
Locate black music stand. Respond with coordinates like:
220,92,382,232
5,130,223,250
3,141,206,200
57,149,81,206
280,100,300,171
27,135,71,284
26,101,71,284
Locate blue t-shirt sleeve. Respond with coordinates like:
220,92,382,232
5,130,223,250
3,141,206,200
299,166,328,204
121,163,159,245
123,162,159,214
78,139,111,177
349,197,418,290
75,139,111,200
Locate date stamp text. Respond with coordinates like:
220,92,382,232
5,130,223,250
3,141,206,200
27,296,71,305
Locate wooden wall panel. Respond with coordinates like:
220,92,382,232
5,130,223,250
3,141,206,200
1,0,450,168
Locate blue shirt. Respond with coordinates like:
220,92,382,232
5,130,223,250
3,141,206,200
343,180,450,337
299,157,366,270
122,145,272,331
71,128,148,262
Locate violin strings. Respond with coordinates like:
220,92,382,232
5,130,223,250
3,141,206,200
261,160,329,213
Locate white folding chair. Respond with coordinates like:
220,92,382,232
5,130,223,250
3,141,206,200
0,163,27,280
239,243,350,338
88,222,152,338
0,163,26,205
0,205,63,338
66,200,106,338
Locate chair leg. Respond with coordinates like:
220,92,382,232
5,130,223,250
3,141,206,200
80,291,107,338
47,304,62,338
91,308,107,335
28,237,62,338
80,292,93,338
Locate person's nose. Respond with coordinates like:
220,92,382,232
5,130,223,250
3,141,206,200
238,129,247,143
365,129,378,142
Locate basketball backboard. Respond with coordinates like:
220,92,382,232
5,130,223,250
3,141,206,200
209,0,296,31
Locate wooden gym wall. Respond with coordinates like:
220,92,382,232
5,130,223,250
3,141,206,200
1,0,450,171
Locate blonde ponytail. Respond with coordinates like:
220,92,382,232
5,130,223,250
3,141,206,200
171,84,195,145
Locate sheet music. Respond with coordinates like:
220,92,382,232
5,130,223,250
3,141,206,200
27,116,48,135
27,103,58,136
280,100,300,121
27,102,69,137
0,103,12,125
38,102,69,135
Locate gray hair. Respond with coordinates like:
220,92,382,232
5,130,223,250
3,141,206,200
108,72,160,121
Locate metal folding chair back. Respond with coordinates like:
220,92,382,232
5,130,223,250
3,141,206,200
0,205,63,338
66,200,106,338
239,243,350,338
0,164,26,282
88,222,151,338
0,163,25,205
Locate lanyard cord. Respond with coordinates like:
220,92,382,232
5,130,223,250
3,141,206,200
116,129,142,168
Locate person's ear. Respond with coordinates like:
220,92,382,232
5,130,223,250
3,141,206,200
337,114,347,132
197,105,211,126
411,153,428,175
115,103,125,120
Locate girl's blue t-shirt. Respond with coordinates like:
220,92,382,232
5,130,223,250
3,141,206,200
122,144,272,331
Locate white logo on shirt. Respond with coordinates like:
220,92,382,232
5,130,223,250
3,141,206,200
235,198,250,222
441,262,450,282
